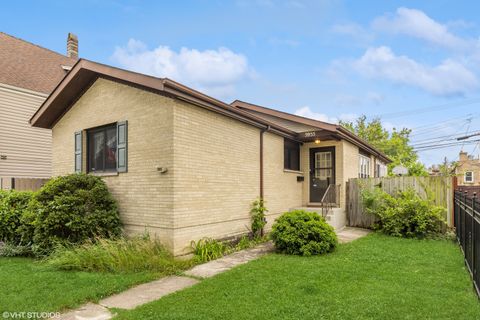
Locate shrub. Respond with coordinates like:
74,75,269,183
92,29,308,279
250,198,267,237
0,190,35,245
362,187,446,238
47,236,193,273
0,242,32,257
31,173,122,256
270,210,338,256
191,238,231,262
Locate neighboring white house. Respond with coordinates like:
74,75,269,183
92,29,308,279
0,32,77,188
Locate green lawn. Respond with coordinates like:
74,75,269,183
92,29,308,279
115,234,480,320
0,257,160,313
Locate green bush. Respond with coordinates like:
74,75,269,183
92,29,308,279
0,242,32,257
31,173,122,255
47,236,193,273
270,210,338,256
0,190,35,245
362,187,446,238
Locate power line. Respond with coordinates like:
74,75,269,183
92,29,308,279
414,139,480,152
372,99,480,119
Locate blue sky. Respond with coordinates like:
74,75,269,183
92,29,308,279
3,0,480,166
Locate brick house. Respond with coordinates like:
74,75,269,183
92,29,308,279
0,32,77,189
456,151,480,186
30,59,390,255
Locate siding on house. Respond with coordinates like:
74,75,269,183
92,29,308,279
0,82,52,178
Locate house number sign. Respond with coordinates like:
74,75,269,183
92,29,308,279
304,132,316,137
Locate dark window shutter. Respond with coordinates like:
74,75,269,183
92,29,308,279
74,131,82,172
117,121,128,172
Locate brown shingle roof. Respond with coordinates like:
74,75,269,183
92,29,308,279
0,32,77,94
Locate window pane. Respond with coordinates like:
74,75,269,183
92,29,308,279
93,131,104,171
105,127,117,170
284,138,300,170
87,124,117,172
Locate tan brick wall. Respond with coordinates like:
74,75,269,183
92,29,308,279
171,100,262,255
51,78,175,250
263,132,304,229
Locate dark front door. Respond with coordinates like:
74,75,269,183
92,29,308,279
310,147,335,202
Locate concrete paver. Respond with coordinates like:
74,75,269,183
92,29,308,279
337,227,371,243
99,276,199,310
56,302,112,320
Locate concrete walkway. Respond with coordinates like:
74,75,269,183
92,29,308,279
57,228,370,319
337,227,371,243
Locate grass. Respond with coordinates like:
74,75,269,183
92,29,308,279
0,257,158,313
115,233,480,320
0,237,193,313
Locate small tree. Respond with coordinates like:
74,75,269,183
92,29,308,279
340,115,428,176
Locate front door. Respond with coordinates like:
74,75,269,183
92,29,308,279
310,147,335,202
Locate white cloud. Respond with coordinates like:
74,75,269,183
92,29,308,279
372,7,468,49
295,106,331,122
294,106,357,124
352,46,479,96
112,39,252,98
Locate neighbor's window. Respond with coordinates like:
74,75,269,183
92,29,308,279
465,171,474,183
284,138,300,171
375,160,387,178
359,154,371,178
87,124,117,172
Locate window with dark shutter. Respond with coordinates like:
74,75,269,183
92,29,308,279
284,138,300,171
116,121,128,172
74,131,82,172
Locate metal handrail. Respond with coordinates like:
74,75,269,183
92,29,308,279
320,184,341,217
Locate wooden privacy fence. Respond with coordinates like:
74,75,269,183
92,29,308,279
347,176,454,228
0,177,49,191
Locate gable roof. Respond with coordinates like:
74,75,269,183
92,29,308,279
231,100,391,163
0,32,76,94
29,59,296,139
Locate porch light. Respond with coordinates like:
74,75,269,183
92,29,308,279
314,139,321,144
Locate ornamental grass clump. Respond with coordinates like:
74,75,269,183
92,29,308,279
47,236,193,273
270,210,338,256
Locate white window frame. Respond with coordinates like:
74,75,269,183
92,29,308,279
375,160,387,177
464,171,474,183
359,154,371,178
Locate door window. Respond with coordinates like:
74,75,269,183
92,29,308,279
315,152,332,179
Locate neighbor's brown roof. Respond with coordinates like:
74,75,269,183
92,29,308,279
231,100,391,163
0,32,77,94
